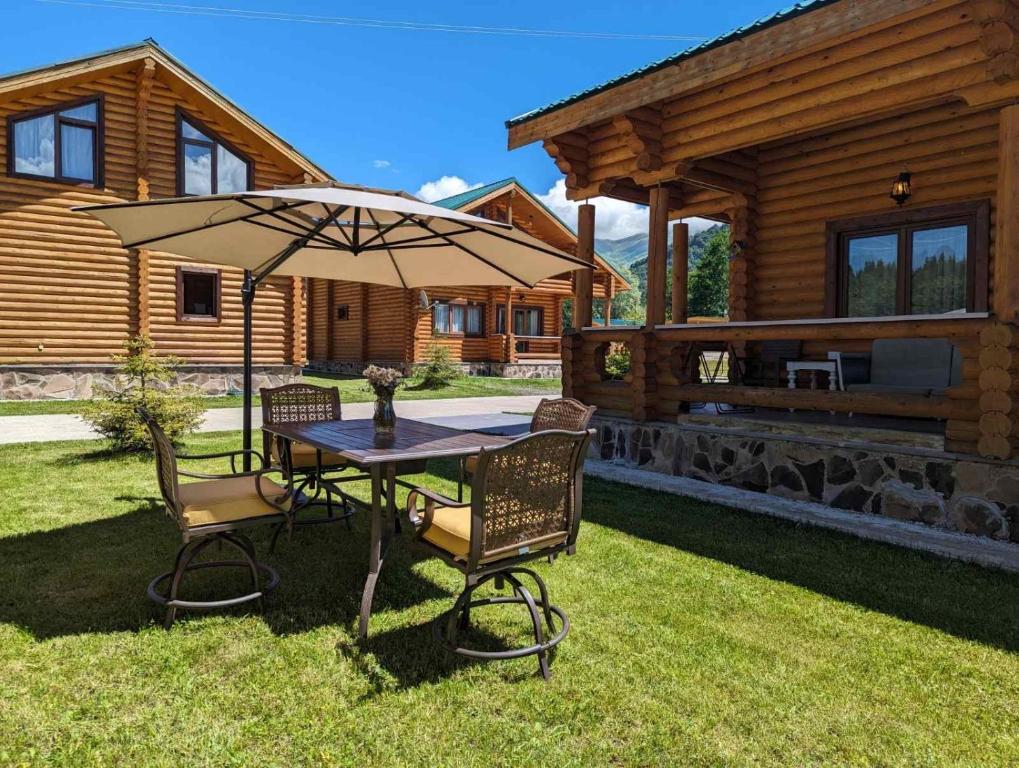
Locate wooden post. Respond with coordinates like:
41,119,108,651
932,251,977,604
360,283,370,361
575,203,595,329
505,287,515,363
326,280,336,361
646,187,669,327
995,104,1019,323
671,222,689,324
604,285,613,326
134,58,155,338
289,276,304,366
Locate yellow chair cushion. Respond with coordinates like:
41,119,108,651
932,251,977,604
419,504,567,562
178,475,290,529
420,505,472,559
464,455,478,475
271,439,346,469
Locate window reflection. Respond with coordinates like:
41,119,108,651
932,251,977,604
911,225,968,314
845,233,898,317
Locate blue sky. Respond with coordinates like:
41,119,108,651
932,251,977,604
3,0,781,238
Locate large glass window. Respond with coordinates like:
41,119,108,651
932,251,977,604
828,202,988,318
433,301,483,336
513,307,543,336
177,112,251,195
9,98,101,184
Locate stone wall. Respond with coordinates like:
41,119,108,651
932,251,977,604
0,364,300,400
592,415,1018,544
306,360,562,379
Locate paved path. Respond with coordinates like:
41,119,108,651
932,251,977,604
0,396,543,445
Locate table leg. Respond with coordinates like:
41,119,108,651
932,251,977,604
357,463,390,643
457,457,465,503
809,370,817,390
787,368,796,390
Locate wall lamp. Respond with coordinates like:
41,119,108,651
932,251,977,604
890,171,912,206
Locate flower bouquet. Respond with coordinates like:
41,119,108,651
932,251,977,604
364,365,402,433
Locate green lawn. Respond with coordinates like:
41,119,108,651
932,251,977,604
0,373,562,416
0,434,1017,766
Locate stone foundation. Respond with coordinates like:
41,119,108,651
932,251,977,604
592,415,1019,544
306,359,561,379
0,364,300,400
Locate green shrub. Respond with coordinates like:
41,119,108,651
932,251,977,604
417,344,461,389
604,346,631,380
81,335,204,452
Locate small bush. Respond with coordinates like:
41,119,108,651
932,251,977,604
417,344,461,389
604,346,631,380
81,335,204,452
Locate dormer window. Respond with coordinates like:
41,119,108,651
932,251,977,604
176,111,252,196
8,97,102,185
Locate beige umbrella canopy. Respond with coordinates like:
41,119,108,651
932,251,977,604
78,182,589,288
76,182,591,466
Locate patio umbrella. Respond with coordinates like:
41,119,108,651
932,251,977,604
77,183,591,468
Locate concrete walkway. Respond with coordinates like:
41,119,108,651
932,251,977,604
0,395,544,444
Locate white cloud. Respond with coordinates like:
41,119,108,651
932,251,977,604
415,175,482,203
536,179,716,241
373,159,392,169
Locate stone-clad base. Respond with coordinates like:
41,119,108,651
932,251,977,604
592,415,1019,544
0,364,300,400
306,359,561,379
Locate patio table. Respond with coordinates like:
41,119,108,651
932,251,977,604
261,417,510,641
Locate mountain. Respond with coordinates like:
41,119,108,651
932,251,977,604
595,233,650,271
626,224,728,301
596,224,726,274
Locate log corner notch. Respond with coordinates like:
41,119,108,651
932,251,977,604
726,192,758,323
977,321,1019,459
972,0,1019,83
543,131,590,190
612,106,663,172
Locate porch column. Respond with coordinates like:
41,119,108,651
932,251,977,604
504,287,515,363
575,203,595,329
604,284,613,326
995,104,1019,322
646,187,669,327
671,222,689,323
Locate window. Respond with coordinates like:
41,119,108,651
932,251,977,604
513,307,544,336
176,111,252,195
336,304,350,320
826,202,989,318
8,97,102,185
176,266,221,322
495,305,543,335
432,301,484,336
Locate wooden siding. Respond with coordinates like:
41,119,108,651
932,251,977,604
0,58,315,366
753,101,999,323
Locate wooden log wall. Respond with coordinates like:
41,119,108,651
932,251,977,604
0,62,315,366
753,101,1000,322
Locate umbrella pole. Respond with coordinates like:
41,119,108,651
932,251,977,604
241,269,255,472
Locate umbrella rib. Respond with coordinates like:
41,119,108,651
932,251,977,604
458,224,594,269
359,227,476,251
75,192,262,212
365,208,407,289
251,204,349,281
120,199,309,249
239,200,350,250
416,220,535,288
322,203,355,248
358,213,416,249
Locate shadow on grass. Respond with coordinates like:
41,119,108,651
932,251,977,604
0,499,450,644
582,476,1019,653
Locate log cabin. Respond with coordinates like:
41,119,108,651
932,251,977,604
508,0,1019,542
0,41,329,400
305,178,630,377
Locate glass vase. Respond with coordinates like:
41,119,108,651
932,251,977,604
373,388,396,433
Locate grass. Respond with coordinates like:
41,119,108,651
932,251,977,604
0,434,1017,766
0,373,562,416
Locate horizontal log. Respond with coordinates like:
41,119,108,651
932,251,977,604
669,383,965,419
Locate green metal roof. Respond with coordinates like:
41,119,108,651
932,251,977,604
430,178,516,211
506,0,840,128
431,177,631,289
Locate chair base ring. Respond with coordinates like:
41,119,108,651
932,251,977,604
433,596,570,661
147,560,280,612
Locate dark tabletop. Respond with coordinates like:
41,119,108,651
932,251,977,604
262,418,511,465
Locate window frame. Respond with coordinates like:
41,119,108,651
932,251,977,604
176,265,222,324
824,201,990,318
431,299,486,337
511,305,545,337
6,95,104,187
175,108,253,196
